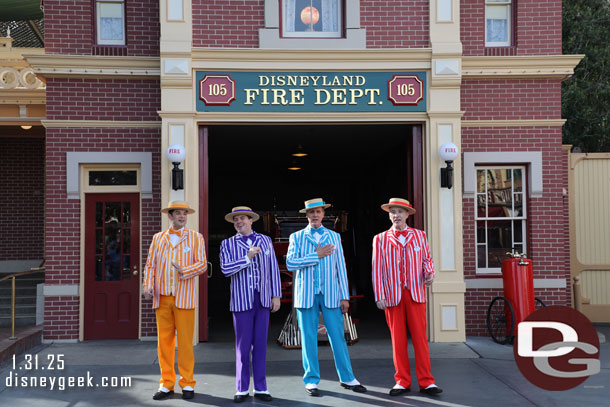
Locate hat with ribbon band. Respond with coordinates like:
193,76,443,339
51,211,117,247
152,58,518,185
225,206,260,223
299,198,332,214
381,197,416,214
161,200,196,214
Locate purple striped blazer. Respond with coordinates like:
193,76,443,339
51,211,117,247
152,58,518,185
220,232,282,312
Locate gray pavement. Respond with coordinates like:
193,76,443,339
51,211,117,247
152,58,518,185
0,321,608,407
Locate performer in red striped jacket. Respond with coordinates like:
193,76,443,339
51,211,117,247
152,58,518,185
372,198,442,397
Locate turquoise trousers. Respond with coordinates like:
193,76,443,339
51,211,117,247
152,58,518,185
296,294,356,385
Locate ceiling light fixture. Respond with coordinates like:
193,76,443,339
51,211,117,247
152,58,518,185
292,144,308,157
21,125,32,130
287,159,302,171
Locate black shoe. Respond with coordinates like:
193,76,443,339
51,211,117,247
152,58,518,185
182,390,194,400
389,388,410,396
420,386,443,396
340,383,367,393
233,394,249,403
305,387,320,397
152,390,174,400
254,393,273,401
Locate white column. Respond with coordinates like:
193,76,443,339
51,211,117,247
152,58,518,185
427,0,466,342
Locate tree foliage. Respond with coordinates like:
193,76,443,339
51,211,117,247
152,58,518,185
562,0,610,152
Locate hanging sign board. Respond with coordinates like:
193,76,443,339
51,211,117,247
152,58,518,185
196,71,426,112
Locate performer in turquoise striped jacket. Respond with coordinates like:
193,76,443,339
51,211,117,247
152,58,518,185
286,198,367,397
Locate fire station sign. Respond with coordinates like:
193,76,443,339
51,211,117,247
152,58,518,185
196,71,426,112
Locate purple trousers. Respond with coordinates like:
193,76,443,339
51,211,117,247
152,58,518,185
232,291,270,392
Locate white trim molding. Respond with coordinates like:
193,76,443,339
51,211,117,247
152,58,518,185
44,284,80,296
466,278,567,289
66,152,153,200
462,55,584,79
42,120,161,128
462,119,566,127
463,151,543,198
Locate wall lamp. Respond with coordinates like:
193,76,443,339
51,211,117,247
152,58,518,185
166,144,186,190
439,142,459,189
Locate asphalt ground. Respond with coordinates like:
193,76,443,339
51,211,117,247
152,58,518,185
0,321,608,407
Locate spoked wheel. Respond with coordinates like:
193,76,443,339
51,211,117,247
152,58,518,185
535,297,546,310
486,296,515,344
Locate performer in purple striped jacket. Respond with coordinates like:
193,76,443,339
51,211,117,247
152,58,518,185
220,206,282,403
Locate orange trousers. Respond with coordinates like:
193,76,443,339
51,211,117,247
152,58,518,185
384,287,434,389
155,295,196,390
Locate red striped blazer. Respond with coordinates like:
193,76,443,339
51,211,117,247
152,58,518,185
143,227,207,309
372,227,434,305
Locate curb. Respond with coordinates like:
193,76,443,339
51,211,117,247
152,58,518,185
0,325,42,365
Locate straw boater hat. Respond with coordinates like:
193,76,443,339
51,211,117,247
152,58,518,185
161,200,196,214
381,197,416,215
299,198,332,214
225,206,260,223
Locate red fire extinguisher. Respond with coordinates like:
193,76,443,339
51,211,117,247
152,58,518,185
501,252,535,336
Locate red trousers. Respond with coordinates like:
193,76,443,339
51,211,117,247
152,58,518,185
384,287,434,389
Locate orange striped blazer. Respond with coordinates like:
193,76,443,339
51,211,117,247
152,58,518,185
143,227,207,309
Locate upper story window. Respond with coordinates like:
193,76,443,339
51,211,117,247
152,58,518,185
476,166,527,274
96,0,126,45
485,0,512,47
281,0,343,38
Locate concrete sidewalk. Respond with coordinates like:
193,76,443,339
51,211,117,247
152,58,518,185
0,322,608,407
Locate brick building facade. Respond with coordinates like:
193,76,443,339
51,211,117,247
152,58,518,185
5,0,581,342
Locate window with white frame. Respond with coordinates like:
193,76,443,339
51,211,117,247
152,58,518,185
281,0,343,38
96,0,126,45
485,0,512,46
476,166,526,274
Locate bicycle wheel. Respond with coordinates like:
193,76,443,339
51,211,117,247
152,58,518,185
486,296,515,344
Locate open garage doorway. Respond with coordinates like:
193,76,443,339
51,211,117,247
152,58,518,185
200,123,424,340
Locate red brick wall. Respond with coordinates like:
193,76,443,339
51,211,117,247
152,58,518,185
43,127,161,340
141,195,161,337
44,0,159,56
461,79,562,121
461,125,570,335
192,0,264,48
516,0,561,55
43,297,80,340
0,137,45,261
461,0,484,56
466,288,570,337
192,0,429,48
361,1,429,48
461,0,561,56
46,78,161,121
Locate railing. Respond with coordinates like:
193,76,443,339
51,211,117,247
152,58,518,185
0,264,45,340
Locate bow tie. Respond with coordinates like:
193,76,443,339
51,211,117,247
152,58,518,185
311,227,324,234
169,229,182,237
395,230,408,237
241,234,254,243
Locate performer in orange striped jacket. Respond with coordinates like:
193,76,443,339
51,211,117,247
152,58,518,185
143,201,207,401
372,198,442,397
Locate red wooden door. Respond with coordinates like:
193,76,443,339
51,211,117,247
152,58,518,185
84,193,140,339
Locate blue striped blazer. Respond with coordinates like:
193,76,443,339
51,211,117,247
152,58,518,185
220,232,282,312
286,226,350,309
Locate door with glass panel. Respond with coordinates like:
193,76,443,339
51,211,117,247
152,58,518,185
84,193,139,339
